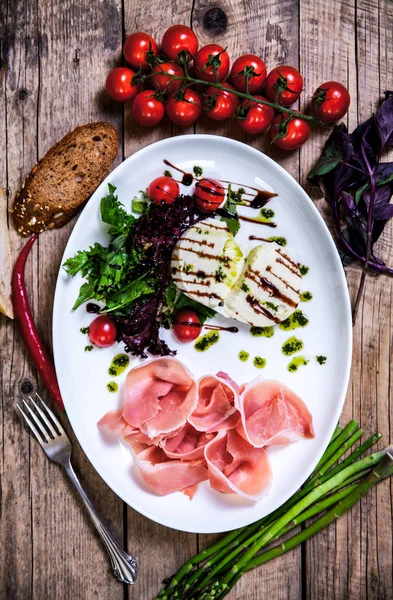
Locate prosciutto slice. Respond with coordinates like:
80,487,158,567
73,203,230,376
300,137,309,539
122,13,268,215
97,409,134,437
189,375,239,433
123,357,198,438
204,429,272,501
161,422,215,460
136,445,208,496
236,378,314,447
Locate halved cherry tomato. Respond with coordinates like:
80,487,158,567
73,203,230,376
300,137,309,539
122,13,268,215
173,309,202,341
230,54,267,93
151,62,184,95
131,90,165,127
205,83,239,121
148,176,180,204
105,67,139,103
123,32,158,70
312,81,350,123
88,315,117,348
195,179,225,212
264,66,303,107
166,89,202,126
238,95,274,134
194,44,230,83
270,112,310,150
162,25,198,62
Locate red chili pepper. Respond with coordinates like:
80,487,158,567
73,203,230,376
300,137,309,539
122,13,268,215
12,235,65,411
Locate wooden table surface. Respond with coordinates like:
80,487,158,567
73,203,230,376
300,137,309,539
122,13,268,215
1,0,392,598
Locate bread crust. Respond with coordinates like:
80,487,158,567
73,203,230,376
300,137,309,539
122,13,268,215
11,122,118,236
0,187,14,319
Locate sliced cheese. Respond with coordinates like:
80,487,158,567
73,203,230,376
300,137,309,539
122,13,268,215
224,243,302,326
171,218,244,315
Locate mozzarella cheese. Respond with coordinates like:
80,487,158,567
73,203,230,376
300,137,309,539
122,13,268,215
223,242,303,326
171,218,244,315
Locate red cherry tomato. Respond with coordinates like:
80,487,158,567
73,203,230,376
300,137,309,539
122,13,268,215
205,83,239,121
148,176,180,204
238,95,274,134
195,179,225,212
105,67,139,103
162,25,198,62
194,44,230,83
173,309,202,342
230,54,267,93
270,112,310,150
166,89,202,126
131,90,165,127
264,66,303,107
151,62,184,95
88,315,117,348
312,81,351,123
123,32,158,70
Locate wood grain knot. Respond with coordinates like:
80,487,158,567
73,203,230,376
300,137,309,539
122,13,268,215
18,89,29,101
203,7,228,35
20,379,34,394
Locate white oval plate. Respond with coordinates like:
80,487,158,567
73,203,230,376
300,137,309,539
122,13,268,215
53,134,352,534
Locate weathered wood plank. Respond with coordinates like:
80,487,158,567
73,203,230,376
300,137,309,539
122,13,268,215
0,0,125,598
122,5,198,599
192,0,303,598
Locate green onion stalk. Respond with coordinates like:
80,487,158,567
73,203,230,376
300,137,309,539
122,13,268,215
156,422,391,600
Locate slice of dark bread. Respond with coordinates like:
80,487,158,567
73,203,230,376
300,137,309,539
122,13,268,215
11,122,118,236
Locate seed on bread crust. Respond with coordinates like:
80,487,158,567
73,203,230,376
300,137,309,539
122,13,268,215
11,122,118,236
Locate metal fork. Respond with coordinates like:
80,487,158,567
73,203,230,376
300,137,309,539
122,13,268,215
16,393,137,584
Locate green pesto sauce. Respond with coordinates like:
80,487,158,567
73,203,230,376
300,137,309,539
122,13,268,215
282,336,304,356
279,310,309,331
288,356,309,372
298,264,309,276
253,356,266,369
300,291,313,302
108,353,130,377
316,355,327,365
80,326,89,334
260,208,275,221
163,169,172,177
268,236,287,247
194,331,220,352
84,345,93,352
193,165,203,177
238,350,249,362
250,326,275,338
107,381,118,393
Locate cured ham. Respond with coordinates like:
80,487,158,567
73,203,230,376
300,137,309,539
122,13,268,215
189,375,240,433
161,423,215,460
236,378,314,447
97,409,134,437
204,429,273,501
136,445,208,496
123,357,198,438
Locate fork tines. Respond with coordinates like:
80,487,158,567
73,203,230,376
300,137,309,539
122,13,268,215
16,393,64,446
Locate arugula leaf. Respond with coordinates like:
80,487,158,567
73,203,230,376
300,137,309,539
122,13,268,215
220,185,240,236
132,197,147,214
103,276,156,313
73,281,97,310
100,184,135,235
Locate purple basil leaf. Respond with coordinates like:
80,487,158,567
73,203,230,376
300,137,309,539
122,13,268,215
374,95,393,151
375,162,393,184
341,191,362,220
364,184,393,220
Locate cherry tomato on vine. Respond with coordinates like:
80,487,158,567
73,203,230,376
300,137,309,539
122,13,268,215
312,81,350,123
131,90,165,127
148,176,180,204
205,83,239,121
151,62,184,95
173,309,202,342
270,112,310,150
123,32,158,70
264,66,303,107
237,95,274,134
195,178,225,212
230,54,267,93
105,67,139,102
88,316,117,348
166,89,202,126
162,25,199,62
194,44,230,83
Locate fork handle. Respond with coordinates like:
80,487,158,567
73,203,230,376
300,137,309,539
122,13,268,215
64,461,137,584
